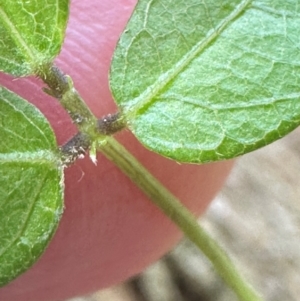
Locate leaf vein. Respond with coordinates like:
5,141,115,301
251,3,300,18
126,0,253,116
0,7,35,63
161,92,300,110
1,94,53,147
0,150,59,165
0,173,48,259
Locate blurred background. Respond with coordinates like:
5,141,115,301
67,127,300,301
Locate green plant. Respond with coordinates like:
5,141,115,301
0,1,299,301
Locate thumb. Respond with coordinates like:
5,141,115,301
0,1,233,301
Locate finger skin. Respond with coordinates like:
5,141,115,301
0,1,233,300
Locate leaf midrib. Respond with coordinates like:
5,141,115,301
125,0,253,117
0,6,35,63
0,150,60,165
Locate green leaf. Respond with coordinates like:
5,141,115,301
0,87,64,286
0,0,69,76
110,0,300,163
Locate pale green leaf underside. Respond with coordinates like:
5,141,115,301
110,0,300,163
0,0,69,76
0,87,63,286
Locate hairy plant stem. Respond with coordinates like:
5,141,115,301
98,136,263,301
37,64,126,164
39,64,264,301
37,64,98,136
